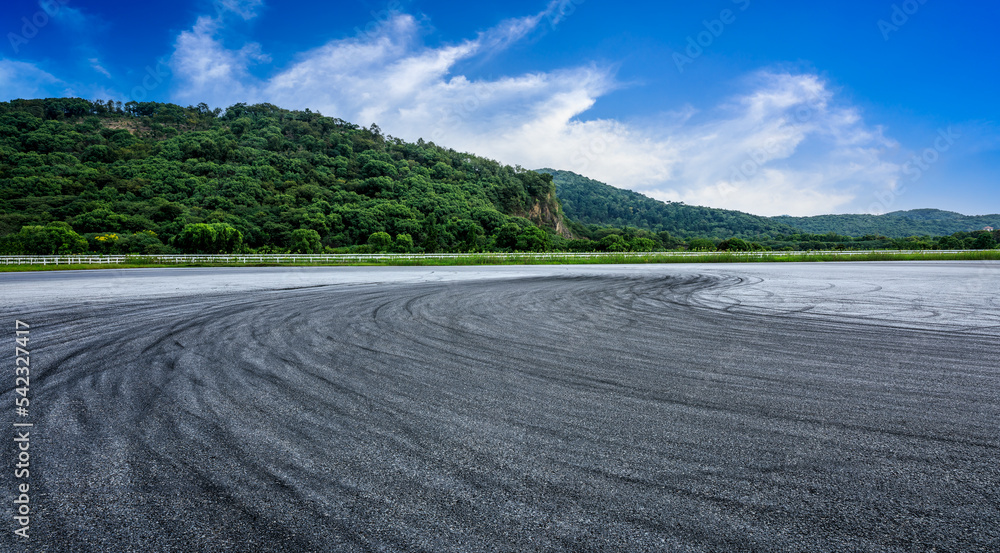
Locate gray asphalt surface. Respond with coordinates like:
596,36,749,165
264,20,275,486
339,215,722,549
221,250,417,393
2,262,999,552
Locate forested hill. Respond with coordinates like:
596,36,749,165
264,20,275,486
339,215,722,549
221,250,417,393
537,169,795,239
540,169,998,239
0,98,567,254
772,209,1000,237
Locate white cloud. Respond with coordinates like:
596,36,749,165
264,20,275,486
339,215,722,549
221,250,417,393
215,0,264,20
169,16,268,107
89,57,111,78
167,6,902,216
0,58,125,103
41,1,88,29
0,59,67,100
646,73,902,216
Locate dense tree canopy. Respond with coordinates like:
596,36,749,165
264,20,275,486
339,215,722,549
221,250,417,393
773,209,1000,238
10,222,87,254
174,223,243,254
539,168,998,251
0,98,567,254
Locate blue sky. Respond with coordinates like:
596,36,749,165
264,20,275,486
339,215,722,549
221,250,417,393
1,0,997,216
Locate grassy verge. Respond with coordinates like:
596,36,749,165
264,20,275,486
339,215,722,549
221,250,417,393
2,250,999,272
361,250,1000,265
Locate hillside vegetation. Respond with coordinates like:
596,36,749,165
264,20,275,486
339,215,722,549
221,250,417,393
1,98,996,256
773,209,1000,237
540,169,998,250
538,169,795,239
0,98,566,254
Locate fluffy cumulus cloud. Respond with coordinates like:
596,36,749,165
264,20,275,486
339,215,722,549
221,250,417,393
168,3,901,216
170,15,268,107
647,73,901,215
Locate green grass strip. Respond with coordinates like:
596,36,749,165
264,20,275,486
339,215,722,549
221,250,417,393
1,250,998,272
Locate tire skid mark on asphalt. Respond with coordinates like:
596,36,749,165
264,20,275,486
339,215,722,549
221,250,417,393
3,270,999,552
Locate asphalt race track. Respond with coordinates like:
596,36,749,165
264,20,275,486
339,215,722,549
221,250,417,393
2,262,999,552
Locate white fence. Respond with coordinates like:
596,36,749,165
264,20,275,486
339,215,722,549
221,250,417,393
0,250,981,266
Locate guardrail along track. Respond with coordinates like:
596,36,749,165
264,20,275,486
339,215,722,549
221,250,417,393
0,250,981,266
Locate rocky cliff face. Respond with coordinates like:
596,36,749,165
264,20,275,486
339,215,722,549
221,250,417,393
521,189,572,238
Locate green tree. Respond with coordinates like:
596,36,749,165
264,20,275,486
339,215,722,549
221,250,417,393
118,230,169,254
288,229,322,253
717,238,751,251
598,234,628,252
687,238,716,251
393,233,414,253
367,231,393,252
972,232,997,250
14,223,88,254
492,222,521,251
517,226,551,252
937,235,962,250
629,237,657,252
71,209,130,233
88,232,122,254
174,223,243,253
450,219,485,252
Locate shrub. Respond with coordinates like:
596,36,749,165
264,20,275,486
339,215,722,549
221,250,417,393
687,238,717,251
174,223,243,253
289,228,322,254
367,231,393,252
14,222,88,254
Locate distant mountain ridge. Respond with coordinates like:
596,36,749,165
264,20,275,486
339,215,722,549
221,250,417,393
537,169,795,239
539,169,998,238
773,209,1000,237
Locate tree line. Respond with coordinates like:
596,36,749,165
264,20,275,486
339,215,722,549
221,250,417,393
0,98,996,255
